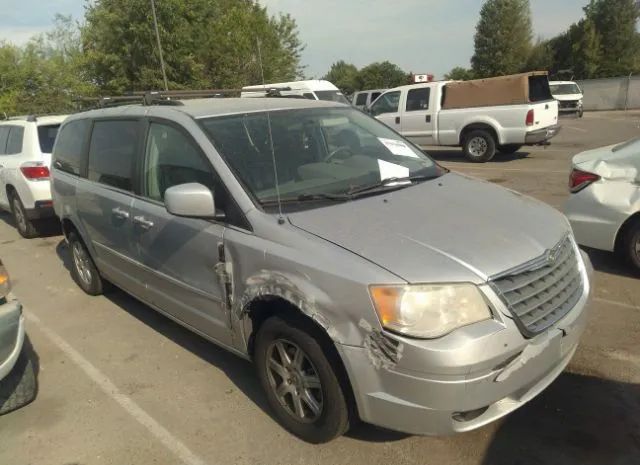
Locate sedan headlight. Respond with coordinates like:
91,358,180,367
0,260,11,300
369,284,491,339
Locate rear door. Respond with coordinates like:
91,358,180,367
370,90,402,132
0,125,26,209
401,86,435,146
76,119,143,295
129,119,233,345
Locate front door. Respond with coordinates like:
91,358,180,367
76,119,143,295
130,120,232,345
0,126,25,210
401,86,435,146
371,90,402,132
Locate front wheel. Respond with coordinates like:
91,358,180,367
463,130,496,163
621,219,640,273
255,316,350,443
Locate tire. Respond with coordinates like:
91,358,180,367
498,144,523,155
9,192,38,239
621,219,640,273
0,348,37,415
463,130,496,163
578,108,584,118
255,315,351,443
68,231,107,295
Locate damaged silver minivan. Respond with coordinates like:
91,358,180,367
51,98,592,443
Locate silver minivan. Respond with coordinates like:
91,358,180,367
51,98,592,443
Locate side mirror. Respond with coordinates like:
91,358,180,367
164,183,221,219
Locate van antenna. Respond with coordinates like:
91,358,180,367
256,37,285,225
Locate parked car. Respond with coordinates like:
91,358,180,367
565,137,640,272
242,80,350,104
550,81,584,118
0,259,37,415
52,97,591,443
370,72,560,162
0,115,68,238
352,89,386,110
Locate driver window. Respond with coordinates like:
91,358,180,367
370,91,401,116
144,123,215,202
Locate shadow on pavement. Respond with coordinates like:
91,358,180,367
482,373,640,465
0,211,62,238
426,148,532,164
583,247,639,279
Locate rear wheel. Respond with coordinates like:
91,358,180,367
68,232,108,295
498,144,523,155
9,192,38,239
255,315,350,443
463,130,496,163
621,219,640,273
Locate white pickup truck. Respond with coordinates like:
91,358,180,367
369,72,560,162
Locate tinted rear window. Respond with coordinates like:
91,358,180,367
6,127,24,154
53,119,90,176
529,76,553,102
88,120,139,191
38,125,61,153
355,93,368,105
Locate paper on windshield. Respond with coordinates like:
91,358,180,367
378,159,410,180
378,138,418,158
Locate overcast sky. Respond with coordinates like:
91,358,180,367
0,0,588,78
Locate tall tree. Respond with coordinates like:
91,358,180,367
356,61,407,89
472,0,533,77
585,0,640,76
81,0,304,92
444,67,476,81
323,60,359,94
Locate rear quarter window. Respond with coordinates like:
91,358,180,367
53,119,90,176
38,125,61,153
6,127,24,154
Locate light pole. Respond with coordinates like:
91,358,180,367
150,0,169,91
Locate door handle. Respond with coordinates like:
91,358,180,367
111,207,130,220
395,116,400,124
53,160,63,170
425,115,431,123
133,216,154,230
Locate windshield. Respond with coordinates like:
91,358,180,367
550,83,581,95
200,107,441,210
37,124,61,153
314,90,350,105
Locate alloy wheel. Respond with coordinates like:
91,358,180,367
72,242,93,286
12,197,27,233
266,339,323,423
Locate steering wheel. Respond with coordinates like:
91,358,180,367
325,146,354,163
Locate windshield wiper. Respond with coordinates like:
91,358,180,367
261,192,351,206
347,174,439,197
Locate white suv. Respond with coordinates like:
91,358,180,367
0,115,68,238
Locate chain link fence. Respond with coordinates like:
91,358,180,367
577,75,640,111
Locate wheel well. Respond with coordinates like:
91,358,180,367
614,212,640,253
460,124,498,146
61,218,79,241
5,184,15,199
245,296,359,420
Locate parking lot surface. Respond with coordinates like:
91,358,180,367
1,111,639,465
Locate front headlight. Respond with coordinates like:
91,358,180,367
0,260,11,300
369,284,491,339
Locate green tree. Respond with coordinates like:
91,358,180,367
571,18,601,78
323,60,359,94
81,0,304,92
523,39,554,73
472,0,533,77
356,61,407,89
444,67,475,81
585,0,640,76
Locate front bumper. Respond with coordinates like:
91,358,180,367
338,252,592,436
0,296,25,381
525,125,561,145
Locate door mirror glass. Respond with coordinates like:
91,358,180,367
164,183,218,218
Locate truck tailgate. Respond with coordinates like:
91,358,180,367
530,100,558,130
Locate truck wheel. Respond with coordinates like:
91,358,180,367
68,231,108,295
255,315,351,443
463,130,496,163
498,144,523,155
578,108,584,118
9,192,38,239
621,219,640,273
0,347,37,415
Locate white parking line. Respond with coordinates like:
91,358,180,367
595,297,640,310
25,312,209,465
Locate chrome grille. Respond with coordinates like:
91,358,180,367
491,237,583,337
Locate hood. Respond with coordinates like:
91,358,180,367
573,140,640,181
553,94,583,101
288,173,569,284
